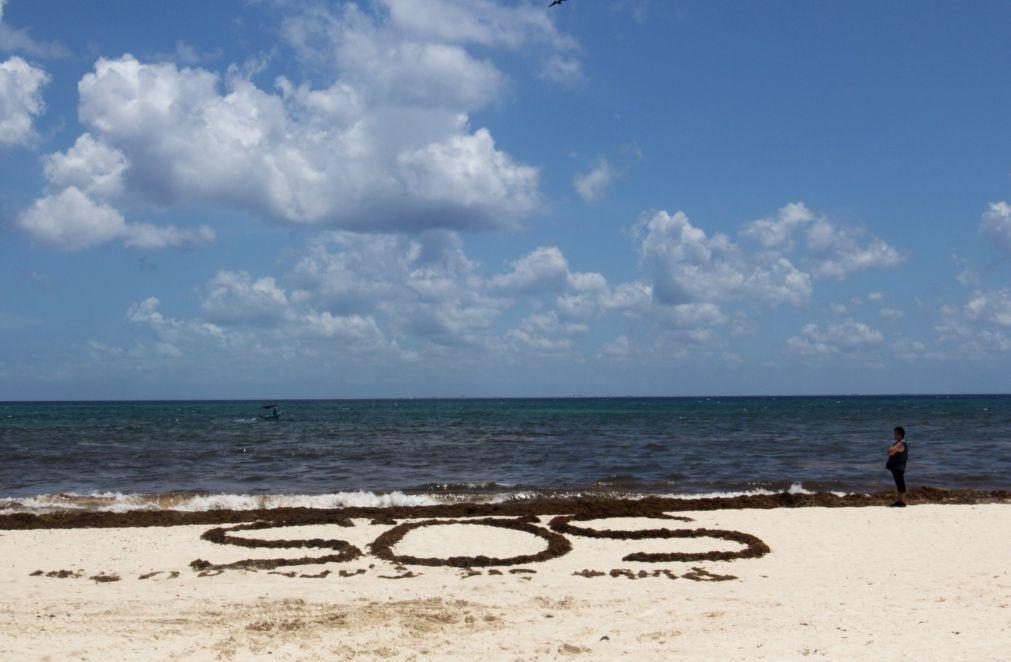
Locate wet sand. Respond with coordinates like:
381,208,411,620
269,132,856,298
1,494,1009,660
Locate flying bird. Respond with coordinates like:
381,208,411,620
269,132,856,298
548,0,567,7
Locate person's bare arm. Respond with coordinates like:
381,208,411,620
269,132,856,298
888,442,906,456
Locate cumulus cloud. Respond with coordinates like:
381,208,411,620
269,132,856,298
743,202,905,280
129,223,733,368
965,289,1011,328
18,186,214,251
492,246,570,294
21,0,579,249
129,293,394,363
42,133,128,197
18,187,128,250
0,55,47,147
573,157,614,202
805,219,905,280
742,201,816,250
397,128,539,225
127,297,226,345
935,299,1011,358
506,311,587,354
62,49,537,231
981,202,1011,254
109,198,908,372
288,230,506,349
200,271,290,324
635,209,813,306
786,319,884,357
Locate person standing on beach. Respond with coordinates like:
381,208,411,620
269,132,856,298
886,426,908,507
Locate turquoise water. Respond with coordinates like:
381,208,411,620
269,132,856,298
1,396,1008,506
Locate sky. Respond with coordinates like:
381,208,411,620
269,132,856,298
2,0,1011,399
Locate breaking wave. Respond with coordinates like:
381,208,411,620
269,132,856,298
0,482,846,515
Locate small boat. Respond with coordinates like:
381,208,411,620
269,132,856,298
259,404,281,421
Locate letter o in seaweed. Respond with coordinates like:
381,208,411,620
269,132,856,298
191,520,362,571
548,514,771,563
369,517,572,567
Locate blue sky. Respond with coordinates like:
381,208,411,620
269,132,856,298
2,0,1011,399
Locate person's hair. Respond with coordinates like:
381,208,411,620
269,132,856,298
893,426,905,438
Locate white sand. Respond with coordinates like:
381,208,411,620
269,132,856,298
1,505,1009,660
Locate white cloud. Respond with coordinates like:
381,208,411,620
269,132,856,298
18,187,128,250
289,230,506,349
965,289,1011,328
934,301,1011,358
506,311,586,354
492,246,570,294
635,209,812,306
129,293,395,363
0,55,47,147
18,186,213,251
981,201,1011,254
42,133,128,197
21,0,583,248
742,201,816,250
744,202,905,280
867,291,884,302
397,128,539,226
63,52,539,232
127,297,226,345
805,219,905,280
297,310,385,344
573,157,614,202
200,271,290,324
786,319,884,356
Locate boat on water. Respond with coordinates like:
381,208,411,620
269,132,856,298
259,404,281,421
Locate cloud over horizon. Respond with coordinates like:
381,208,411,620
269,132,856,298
16,0,585,250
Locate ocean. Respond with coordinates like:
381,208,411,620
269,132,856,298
1,396,1008,513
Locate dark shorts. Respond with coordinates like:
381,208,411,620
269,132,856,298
889,468,906,493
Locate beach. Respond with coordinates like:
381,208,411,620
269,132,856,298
2,498,1009,660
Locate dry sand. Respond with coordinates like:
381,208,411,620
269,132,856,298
1,504,1009,660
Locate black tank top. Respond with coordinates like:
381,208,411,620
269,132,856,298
886,441,908,470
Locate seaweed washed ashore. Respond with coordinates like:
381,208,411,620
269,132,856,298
1,486,1007,530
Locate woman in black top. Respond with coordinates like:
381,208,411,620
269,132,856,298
886,426,908,507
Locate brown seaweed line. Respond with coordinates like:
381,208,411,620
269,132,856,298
190,520,362,572
369,517,572,568
3,487,1007,530
548,513,695,539
549,514,770,563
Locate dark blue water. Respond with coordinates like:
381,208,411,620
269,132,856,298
1,396,1009,504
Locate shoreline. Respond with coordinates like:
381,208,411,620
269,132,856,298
2,486,1008,530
